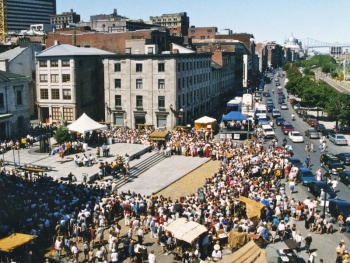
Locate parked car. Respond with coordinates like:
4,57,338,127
288,131,304,143
293,103,301,109
276,117,285,126
320,153,346,175
277,88,283,94
329,134,348,145
328,199,350,219
315,123,326,132
302,114,314,122
280,103,288,110
297,167,316,185
281,122,294,135
338,170,350,188
266,98,273,103
305,129,320,139
263,92,271,97
335,152,350,165
288,157,304,168
321,128,336,138
307,118,318,127
272,109,281,118
307,181,337,199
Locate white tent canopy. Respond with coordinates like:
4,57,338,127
164,218,207,244
67,113,107,134
194,116,217,124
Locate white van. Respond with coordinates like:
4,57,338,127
261,124,275,139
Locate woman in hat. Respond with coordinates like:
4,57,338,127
211,243,222,262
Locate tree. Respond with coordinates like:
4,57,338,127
54,125,71,144
325,93,350,127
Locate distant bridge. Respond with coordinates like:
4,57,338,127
303,38,350,49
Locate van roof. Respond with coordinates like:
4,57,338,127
261,124,273,129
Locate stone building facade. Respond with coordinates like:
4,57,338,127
35,43,114,125
103,45,213,129
0,71,31,139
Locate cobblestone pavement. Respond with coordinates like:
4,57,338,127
156,159,221,200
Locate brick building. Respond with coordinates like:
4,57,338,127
45,28,184,55
188,26,217,39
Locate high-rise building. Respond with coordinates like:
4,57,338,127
6,0,56,33
149,12,189,37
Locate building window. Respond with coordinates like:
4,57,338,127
39,61,47,67
158,96,165,108
16,90,22,105
62,74,70,83
136,95,143,108
157,115,167,128
50,60,59,67
40,89,48,99
115,79,121,88
62,60,70,67
63,89,71,100
51,89,60,100
52,107,60,120
136,79,143,89
147,47,153,54
115,95,121,107
158,63,165,72
51,74,59,83
40,74,48,82
158,79,165,89
63,107,73,121
136,63,143,72
0,93,3,108
114,63,121,72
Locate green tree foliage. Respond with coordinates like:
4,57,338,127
325,93,350,125
302,67,314,76
54,125,71,144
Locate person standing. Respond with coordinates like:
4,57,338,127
110,248,118,263
137,226,144,245
331,178,338,192
308,252,317,263
148,250,156,263
294,231,304,250
304,233,312,253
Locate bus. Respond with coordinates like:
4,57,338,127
227,97,242,113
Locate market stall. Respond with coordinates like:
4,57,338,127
194,116,217,131
0,233,37,262
164,218,208,244
220,240,266,263
239,196,265,226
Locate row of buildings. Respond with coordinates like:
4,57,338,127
0,5,304,139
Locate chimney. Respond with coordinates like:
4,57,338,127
173,49,179,54
70,9,73,13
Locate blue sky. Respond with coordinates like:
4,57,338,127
57,0,350,47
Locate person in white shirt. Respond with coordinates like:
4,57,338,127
148,250,157,263
331,178,338,192
211,244,222,262
110,248,118,263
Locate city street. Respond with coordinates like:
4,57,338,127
261,72,350,262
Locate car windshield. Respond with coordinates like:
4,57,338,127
302,171,314,177
284,125,293,129
293,132,301,136
309,130,317,133
337,135,346,139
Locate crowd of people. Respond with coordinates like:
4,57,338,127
1,124,349,263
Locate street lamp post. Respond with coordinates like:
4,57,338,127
323,183,327,219
12,146,16,168
282,138,287,179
